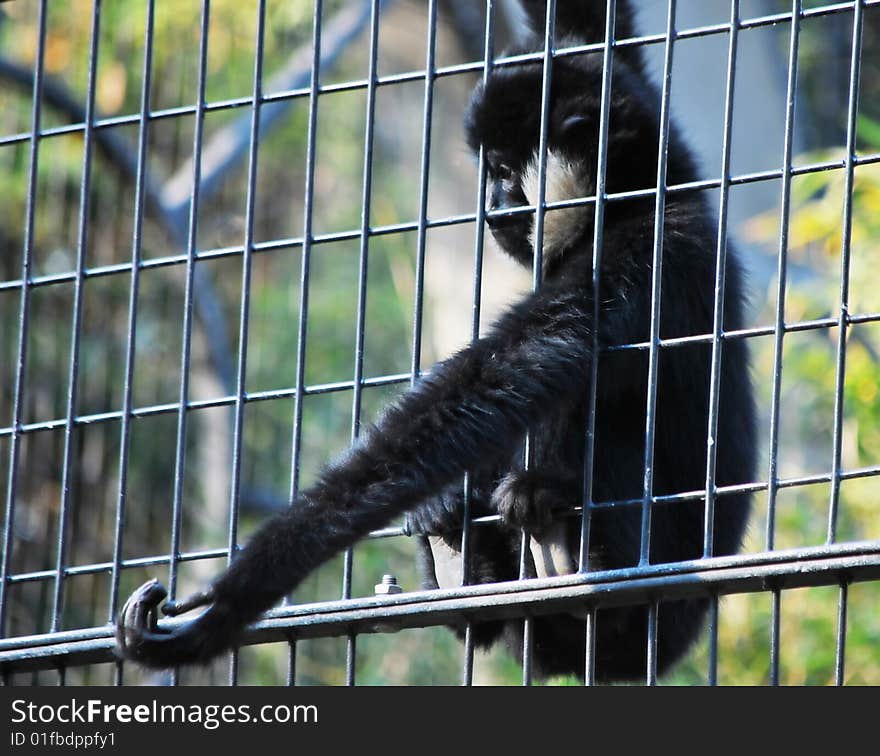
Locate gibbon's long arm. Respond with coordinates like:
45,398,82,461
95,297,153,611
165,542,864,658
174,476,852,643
117,282,594,667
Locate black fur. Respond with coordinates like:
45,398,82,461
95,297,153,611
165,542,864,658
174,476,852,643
117,1,756,681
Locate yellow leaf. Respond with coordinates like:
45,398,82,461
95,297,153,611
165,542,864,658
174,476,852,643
97,62,128,114
44,33,73,74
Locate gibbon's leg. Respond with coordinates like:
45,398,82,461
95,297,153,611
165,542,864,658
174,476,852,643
408,478,522,647
117,280,600,668
414,523,518,649
407,479,506,589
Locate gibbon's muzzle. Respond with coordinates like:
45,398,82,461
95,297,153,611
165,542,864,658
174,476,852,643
486,181,530,229
485,182,506,229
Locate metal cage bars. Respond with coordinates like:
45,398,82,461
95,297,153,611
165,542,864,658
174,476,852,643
0,0,877,685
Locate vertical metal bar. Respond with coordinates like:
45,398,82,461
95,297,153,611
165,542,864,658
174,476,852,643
0,0,47,638
766,0,802,552
646,601,658,686
345,0,382,687
580,0,617,572
350,0,381,497
462,623,475,686
167,0,212,685
707,594,719,685
286,0,324,681
827,0,865,544
109,0,156,687
410,0,437,384
703,0,739,558
640,0,677,566
834,581,848,686
769,589,781,685
408,6,437,656
345,636,356,687
460,2,496,682
227,652,238,688
515,0,556,685
530,0,556,288
584,607,597,686
468,0,496,351
51,0,102,634
286,638,297,686
225,0,267,688
169,0,210,597
522,616,534,686
764,4,802,674
289,0,323,503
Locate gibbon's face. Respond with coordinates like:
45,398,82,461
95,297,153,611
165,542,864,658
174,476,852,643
465,55,604,270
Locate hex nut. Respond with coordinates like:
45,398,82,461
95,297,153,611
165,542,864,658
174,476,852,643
374,574,403,595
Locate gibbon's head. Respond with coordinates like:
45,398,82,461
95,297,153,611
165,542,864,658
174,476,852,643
465,50,661,271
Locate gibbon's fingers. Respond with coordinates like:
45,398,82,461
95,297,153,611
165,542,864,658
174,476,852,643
116,579,170,655
162,588,216,617
116,586,240,668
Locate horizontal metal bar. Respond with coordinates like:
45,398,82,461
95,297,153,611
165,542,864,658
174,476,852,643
0,0,875,151
4,459,880,595
2,541,878,673
4,460,877,589
605,311,880,354
0,372,411,438
2,303,879,440
3,149,879,296
6,548,228,587
456,460,880,524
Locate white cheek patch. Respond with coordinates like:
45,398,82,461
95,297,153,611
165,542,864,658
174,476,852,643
521,149,591,264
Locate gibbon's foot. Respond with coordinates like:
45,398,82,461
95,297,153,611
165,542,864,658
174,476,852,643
404,490,466,538
492,471,579,579
492,469,575,537
116,579,238,668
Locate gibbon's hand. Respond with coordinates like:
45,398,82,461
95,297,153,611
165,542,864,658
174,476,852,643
116,580,238,667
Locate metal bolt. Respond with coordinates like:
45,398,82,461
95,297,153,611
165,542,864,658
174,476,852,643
374,574,402,595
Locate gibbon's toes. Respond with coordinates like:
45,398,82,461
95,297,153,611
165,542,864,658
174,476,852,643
115,579,172,660
492,470,555,536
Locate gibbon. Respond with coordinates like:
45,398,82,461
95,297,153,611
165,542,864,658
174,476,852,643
118,0,755,681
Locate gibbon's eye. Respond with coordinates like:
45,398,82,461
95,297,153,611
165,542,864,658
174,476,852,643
485,149,514,182
494,163,516,187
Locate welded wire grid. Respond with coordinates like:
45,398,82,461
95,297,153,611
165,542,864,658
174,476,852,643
0,0,879,686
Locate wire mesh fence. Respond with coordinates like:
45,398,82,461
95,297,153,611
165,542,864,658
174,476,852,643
0,0,879,685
